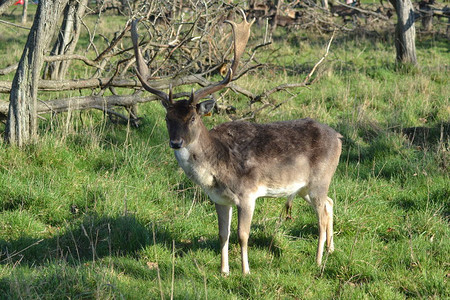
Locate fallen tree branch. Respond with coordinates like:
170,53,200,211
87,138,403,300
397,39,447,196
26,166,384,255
0,80,255,120
93,105,140,127
0,74,214,93
0,93,158,120
0,63,18,75
335,2,391,22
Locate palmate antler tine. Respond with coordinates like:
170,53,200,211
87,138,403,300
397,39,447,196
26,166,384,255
225,9,255,75
131,19,172,106
191,9,253,106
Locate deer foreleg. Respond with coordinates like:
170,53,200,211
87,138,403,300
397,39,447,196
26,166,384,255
215,204,232,275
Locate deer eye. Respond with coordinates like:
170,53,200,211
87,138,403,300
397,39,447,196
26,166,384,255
190,115,196,123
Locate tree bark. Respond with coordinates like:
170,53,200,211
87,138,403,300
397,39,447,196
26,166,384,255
0,0,16,16
43,0,88,80
5,0,69,146
389,0,417,65
420,5,433,31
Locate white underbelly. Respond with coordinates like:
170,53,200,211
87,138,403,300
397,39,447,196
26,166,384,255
204,187,237,206
256,182,307,198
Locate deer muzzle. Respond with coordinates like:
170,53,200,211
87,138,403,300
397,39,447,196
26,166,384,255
169,138,184,149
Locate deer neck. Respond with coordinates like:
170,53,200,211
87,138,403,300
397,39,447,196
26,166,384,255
173,122,216,188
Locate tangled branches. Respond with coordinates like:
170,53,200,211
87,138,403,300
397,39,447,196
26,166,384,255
0,1,337,124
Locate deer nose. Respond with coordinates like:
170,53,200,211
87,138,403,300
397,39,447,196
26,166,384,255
169,139,184,149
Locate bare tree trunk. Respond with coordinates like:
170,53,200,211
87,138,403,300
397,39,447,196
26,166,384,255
322,0,329,10
21,0,28,24
43,0,88,80
5,0,69,146
0,0,16,15
421,6,433,31
389,0,417,65
270,0,283,36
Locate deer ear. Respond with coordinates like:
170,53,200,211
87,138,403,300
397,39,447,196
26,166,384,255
197,100,215,116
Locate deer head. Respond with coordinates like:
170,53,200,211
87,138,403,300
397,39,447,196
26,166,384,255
131,10,254,149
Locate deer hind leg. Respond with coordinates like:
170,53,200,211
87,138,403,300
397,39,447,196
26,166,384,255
326,197,334,253
312,194,334,266
215,204,232,275
283,194,295,220
237,200,255,275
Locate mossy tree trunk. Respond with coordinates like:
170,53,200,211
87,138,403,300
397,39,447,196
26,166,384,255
5,0,69,146
389,0,417,65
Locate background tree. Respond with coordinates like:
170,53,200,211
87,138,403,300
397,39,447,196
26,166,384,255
389,0,418,64
43,0,89,80
5,0,69,146
0,0,16,16
20,0,28,24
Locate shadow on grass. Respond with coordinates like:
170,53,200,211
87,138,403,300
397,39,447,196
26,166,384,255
0,211,321,267
0,214,150,266
0,212,224,267
286,223,318,240
339,121,449,164
400,122,450,149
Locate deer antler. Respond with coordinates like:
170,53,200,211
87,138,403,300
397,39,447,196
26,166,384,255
131,19,173,108
191,9,254,105
225,9,254,76
131,9,253,108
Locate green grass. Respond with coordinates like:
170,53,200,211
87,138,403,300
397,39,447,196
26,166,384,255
1,7,449,299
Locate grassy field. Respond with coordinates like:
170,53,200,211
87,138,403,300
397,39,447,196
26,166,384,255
1,6,449,299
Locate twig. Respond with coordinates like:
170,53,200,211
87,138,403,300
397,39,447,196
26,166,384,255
94,20,132,62
44,54,103,69
80,223,96,263
255,82,310,103
249,31,335,107
193,258,208,300
152,223,165,300
0,19,31,30
171,240,175,300
0,239,44,263
304,31,334,83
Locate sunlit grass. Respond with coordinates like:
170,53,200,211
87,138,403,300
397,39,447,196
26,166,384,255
1,7,449,299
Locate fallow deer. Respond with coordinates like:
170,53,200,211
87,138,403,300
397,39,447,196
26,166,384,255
131,10,342,274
